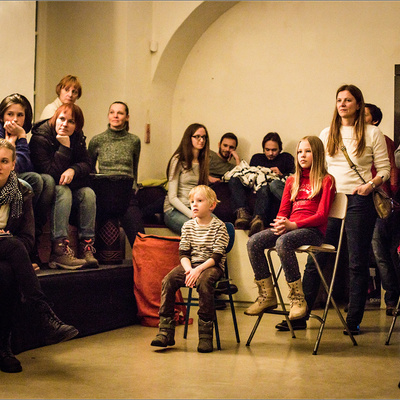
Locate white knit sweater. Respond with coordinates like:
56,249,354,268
319,124,390,194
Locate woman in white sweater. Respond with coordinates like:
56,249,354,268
296,84,390,335
163,123,210,234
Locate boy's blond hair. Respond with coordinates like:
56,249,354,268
189,185,220,207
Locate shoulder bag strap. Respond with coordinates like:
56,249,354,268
340,139,367,184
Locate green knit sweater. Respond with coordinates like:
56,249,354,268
88,125,141,188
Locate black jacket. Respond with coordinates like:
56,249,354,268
29,119,92,190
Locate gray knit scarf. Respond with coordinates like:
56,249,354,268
0,170,23,219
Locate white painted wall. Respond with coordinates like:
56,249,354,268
9,1,400,180
0,1,36,110
171,1,400,161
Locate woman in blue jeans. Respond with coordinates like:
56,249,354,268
163,123,210,234
277,84,390,334
0,93,55,268
30,103,98,270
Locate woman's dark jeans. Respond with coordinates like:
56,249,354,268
303,194,377,328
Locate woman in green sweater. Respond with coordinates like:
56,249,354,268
88,101,144,246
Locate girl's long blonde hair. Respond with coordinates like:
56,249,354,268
290,135,334,201
326,84,366,158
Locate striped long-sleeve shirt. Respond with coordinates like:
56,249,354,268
179,217,229,271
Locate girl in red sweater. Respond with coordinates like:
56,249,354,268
245,136,336,321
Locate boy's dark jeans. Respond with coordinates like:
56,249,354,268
159,264,223,321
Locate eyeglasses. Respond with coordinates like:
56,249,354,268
192,135,207,141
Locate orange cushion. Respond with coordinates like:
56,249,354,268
132,233,189,327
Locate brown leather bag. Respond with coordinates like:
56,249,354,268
340,143,399,219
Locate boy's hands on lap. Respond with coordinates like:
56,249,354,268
185,267,201,288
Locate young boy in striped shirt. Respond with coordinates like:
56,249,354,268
151,185,229,353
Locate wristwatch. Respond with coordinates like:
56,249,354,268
368,180,376,189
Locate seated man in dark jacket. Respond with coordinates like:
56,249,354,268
229,131,294,237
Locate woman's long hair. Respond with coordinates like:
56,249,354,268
291,135,334,201
166,123,210,185
327,84,366,158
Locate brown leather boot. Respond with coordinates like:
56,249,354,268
49,239,86,270
248,215,265,237
79,238,99,268
234,208,252,230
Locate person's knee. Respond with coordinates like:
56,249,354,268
18,178,34,193
275,235,289,252
41,174,56,193
81,187,96,205
256,186,269,200
20,172,44,193
247,234,257,252
269,180,284,197
197,268,221,290
196,278,213,294
228,176,242,189
164,210,186,235
54,185,73,210
161,274,171,289
56,184,71,197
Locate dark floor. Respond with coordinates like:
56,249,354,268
1,303,399,399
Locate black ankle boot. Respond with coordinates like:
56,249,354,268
0,331,22,373
36,302,79,345
275,317,307,331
